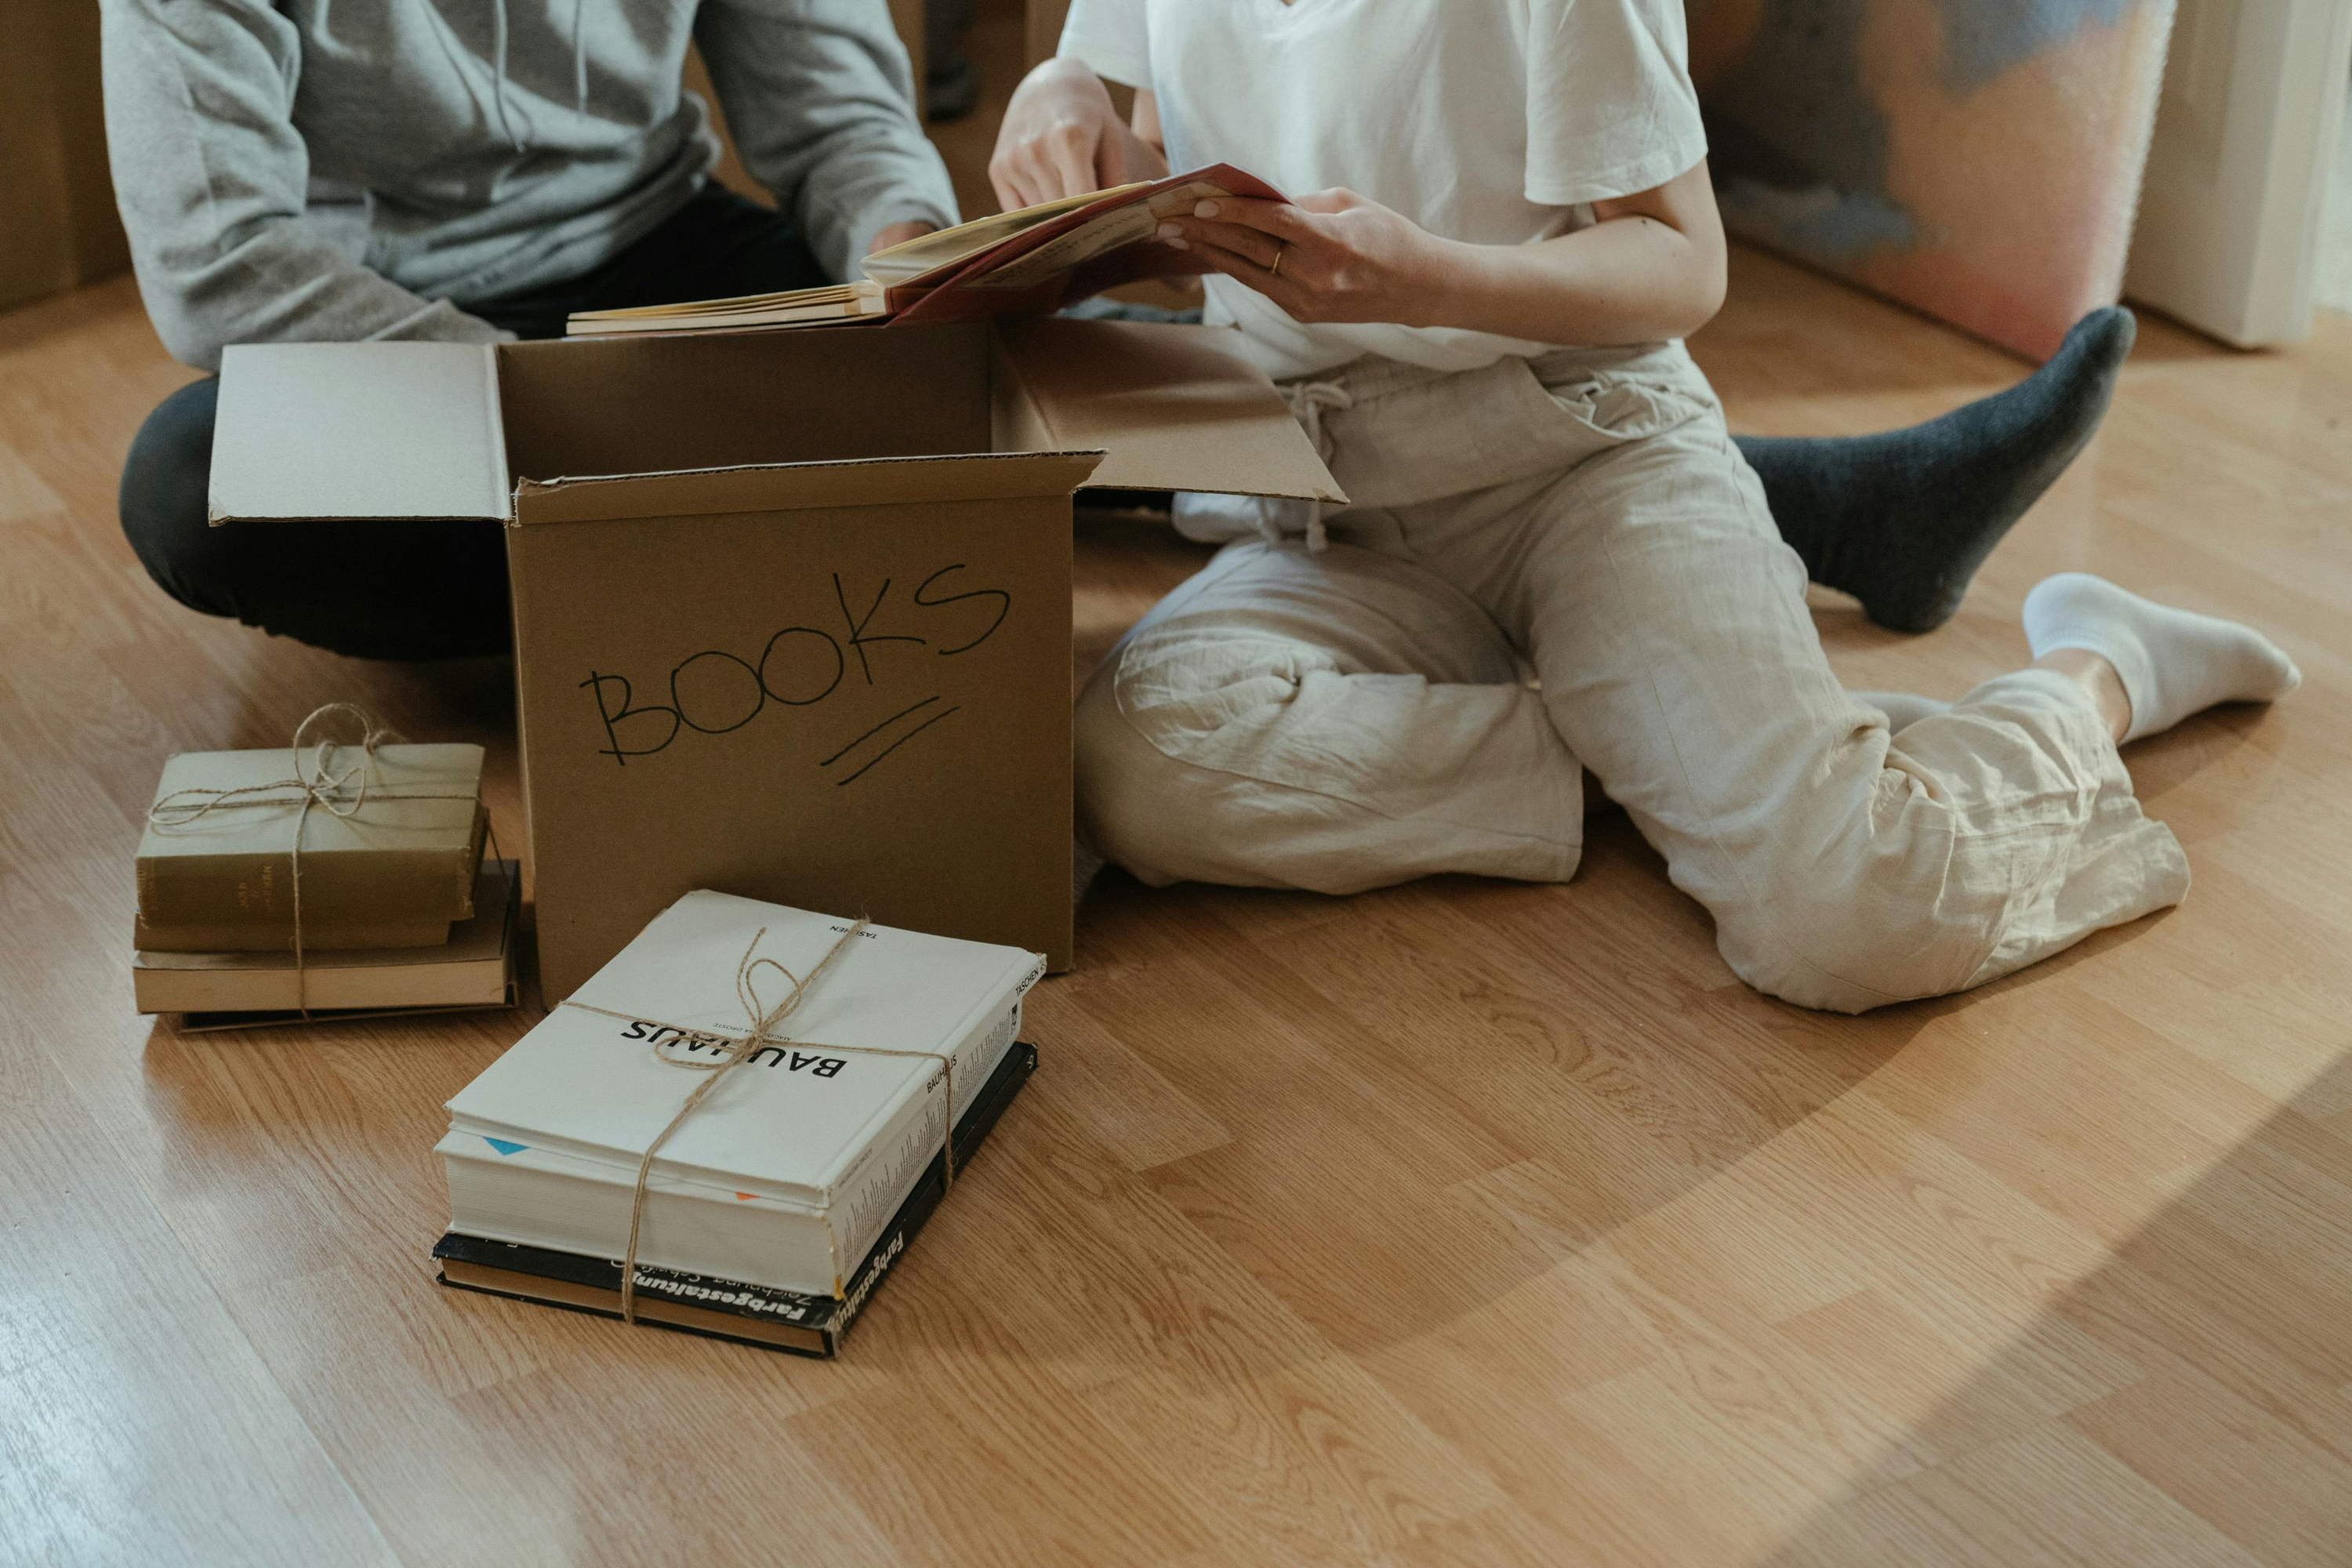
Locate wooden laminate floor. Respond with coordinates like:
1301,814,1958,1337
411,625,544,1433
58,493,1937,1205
5,245,2350,1565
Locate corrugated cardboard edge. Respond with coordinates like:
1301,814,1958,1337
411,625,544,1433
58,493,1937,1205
479,344,512,516
507,451,1105,526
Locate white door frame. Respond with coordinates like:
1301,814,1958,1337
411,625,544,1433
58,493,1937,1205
2127,0,2352,347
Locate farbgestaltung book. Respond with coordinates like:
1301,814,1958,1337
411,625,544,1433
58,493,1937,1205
434,1039,1035,1356
436,890,1044,1307
565,165,1283,336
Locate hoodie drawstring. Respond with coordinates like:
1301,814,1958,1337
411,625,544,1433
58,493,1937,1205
490,0,524,151
1279,379,1355,553
572,0,588,115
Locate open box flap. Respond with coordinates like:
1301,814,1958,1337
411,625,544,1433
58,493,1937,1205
209,343,509,524
993,319,1346,503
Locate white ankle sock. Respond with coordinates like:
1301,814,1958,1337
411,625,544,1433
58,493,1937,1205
2022,572,2300,743
1856,691,1951,732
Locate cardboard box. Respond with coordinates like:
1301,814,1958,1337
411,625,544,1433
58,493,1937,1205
206,320,1340,999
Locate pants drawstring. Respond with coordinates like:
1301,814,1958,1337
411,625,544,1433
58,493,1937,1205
1279,379,1354,554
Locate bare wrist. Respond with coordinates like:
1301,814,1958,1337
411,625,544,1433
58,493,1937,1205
1408,234,1486,332
1429,238,1589,343
1025,56,1104,105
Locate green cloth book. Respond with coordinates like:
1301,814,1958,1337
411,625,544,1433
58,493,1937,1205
134,860,519,1022
135,742,486,950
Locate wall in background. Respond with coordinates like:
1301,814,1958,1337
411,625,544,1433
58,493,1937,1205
2,0,132,314
2321,74,2352,316
1025,0,1070,67
2125,0,2352,347
1689,0,2177,361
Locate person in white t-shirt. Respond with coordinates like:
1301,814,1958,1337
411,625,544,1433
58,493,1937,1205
996,0,2300,1013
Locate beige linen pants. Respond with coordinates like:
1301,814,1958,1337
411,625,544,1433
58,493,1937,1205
1073,343,2192,1013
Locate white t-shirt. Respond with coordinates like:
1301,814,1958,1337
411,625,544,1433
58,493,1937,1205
1059,0,1708,379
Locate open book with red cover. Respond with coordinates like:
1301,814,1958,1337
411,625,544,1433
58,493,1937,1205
565,165,1282,336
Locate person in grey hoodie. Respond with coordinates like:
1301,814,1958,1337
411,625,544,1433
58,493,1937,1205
107,0,956,659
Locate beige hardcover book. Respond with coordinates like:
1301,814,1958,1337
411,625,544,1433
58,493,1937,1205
569,280,890,332
133,862,517,1016
563,184,1140,337
136,743,486,939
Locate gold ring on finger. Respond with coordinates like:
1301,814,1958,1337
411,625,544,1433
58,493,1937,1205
1269,244,1285,278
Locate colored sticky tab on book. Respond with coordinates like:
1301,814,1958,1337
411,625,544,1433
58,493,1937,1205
485,1137,528,1156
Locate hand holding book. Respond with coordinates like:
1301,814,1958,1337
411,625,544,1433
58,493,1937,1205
566,165,1287,336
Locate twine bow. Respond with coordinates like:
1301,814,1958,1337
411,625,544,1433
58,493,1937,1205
144,702,481,1017
558,916,971,1324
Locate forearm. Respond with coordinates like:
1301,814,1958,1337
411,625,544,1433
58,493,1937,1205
697,0,956,276
136,223,507,371
1163,162,1728,349
1427,213,1727,347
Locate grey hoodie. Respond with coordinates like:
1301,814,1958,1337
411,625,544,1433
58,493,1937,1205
101,0,959,370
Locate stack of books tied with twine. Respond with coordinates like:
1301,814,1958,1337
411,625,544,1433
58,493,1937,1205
130,703,517,1030
432,891,1042,1356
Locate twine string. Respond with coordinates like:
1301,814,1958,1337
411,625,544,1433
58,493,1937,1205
144,703,480,1017
572,916,960,1324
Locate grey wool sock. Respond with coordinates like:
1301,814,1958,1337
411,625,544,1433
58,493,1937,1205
1734,307,2138,634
